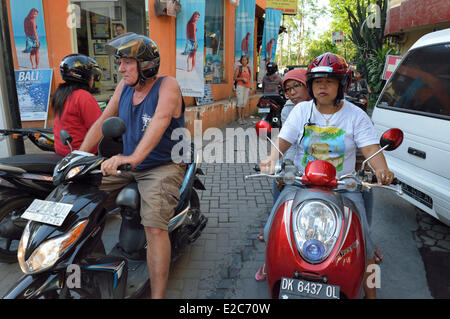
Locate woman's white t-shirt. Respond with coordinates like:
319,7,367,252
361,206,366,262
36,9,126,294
279,99,379,177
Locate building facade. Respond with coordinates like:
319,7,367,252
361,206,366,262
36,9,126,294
385,0,450,54
5,0,268,135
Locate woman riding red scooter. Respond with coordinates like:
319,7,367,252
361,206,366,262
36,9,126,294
258,52,395,299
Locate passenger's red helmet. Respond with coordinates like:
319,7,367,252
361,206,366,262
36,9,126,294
255,120,272,137
306,52,352,106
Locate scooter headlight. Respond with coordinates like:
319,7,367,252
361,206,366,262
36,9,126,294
18,220,87,274
292,200,342,264
65,165,85,180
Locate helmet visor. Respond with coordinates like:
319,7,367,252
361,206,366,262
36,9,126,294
106,32,157,61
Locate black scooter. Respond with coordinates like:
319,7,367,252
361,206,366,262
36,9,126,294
0,127,55,152
0,129,61,262
3,117,207,299
257,86,287,131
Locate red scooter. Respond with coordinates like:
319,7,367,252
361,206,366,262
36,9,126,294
246,128,404,299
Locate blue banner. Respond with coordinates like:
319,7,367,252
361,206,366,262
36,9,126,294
14,69,52,123
176,0,205,97
234,0,256,70
258,8,282,82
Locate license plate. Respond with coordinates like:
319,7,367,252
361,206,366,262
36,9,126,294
279,277,340,299
258,108,270,113
21,199,73,226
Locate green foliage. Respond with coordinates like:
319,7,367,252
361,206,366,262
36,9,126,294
366,45,391,93
345,0,388,75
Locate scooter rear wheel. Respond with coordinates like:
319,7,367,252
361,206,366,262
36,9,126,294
0,197,34,263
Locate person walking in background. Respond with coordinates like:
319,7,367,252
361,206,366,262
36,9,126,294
23,8,40,69
233,55,251,124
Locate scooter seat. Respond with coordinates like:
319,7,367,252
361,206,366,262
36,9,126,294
0,153,63,174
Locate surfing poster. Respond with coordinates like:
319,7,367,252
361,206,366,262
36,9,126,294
234,0,256,88
9,0,50,70
176,0,205,97
258,8,282,83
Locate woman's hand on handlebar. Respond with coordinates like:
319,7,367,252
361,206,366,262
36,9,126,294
259,157,277,175
101,154,133,176
374,168,395,186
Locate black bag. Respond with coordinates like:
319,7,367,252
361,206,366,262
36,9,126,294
234,66,242,90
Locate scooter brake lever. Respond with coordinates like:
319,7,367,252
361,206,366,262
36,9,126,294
245,173,278,180
361,182,403,195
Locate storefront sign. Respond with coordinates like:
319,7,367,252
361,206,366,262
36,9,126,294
266,0,298,15
14,69,52,123
176,0,205,97
332,31,344,44
258,8,283,83
382,55,402,80
234,0,256,86
9,0,50,70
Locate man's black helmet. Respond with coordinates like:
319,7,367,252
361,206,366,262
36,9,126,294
60,54,102,84
266,62,278,76
106,32,160,85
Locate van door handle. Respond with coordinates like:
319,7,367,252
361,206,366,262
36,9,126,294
408,147,426,159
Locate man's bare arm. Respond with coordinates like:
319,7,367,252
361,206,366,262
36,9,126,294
79,80,124,153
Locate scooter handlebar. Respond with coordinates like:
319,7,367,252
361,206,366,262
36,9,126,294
370,175,400,185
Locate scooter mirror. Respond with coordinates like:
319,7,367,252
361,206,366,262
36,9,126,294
60,130,72,146
255,120,272,138
380,128,403,151
102,117,126,138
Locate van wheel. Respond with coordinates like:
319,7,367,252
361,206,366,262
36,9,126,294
0,198,34,263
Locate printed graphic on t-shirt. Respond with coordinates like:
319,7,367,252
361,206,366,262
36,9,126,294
301,125,346,171
142,113,152,132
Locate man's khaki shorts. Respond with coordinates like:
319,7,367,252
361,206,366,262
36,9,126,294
100,162,187,230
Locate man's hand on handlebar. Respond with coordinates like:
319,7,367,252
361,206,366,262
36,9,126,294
101,154,133,176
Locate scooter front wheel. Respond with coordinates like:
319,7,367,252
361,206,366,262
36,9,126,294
0,197,34,263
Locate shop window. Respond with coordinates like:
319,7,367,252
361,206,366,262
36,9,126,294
204,0,224,84
71,0,148,100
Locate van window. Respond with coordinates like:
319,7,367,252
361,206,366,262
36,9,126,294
377,43,450,119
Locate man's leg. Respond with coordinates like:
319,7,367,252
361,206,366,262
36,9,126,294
144,227,171,299
136,162,186,299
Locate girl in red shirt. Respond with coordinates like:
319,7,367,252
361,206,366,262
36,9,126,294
52,54,103,156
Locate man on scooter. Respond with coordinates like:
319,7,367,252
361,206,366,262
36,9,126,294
259,52,393,299
79,33,187,299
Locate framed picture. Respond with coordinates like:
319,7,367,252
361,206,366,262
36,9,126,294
96,56,111,81
93,43,108,55
113,6,122,21
90,9,111,39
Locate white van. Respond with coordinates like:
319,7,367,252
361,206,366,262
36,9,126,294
371,28,450,225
